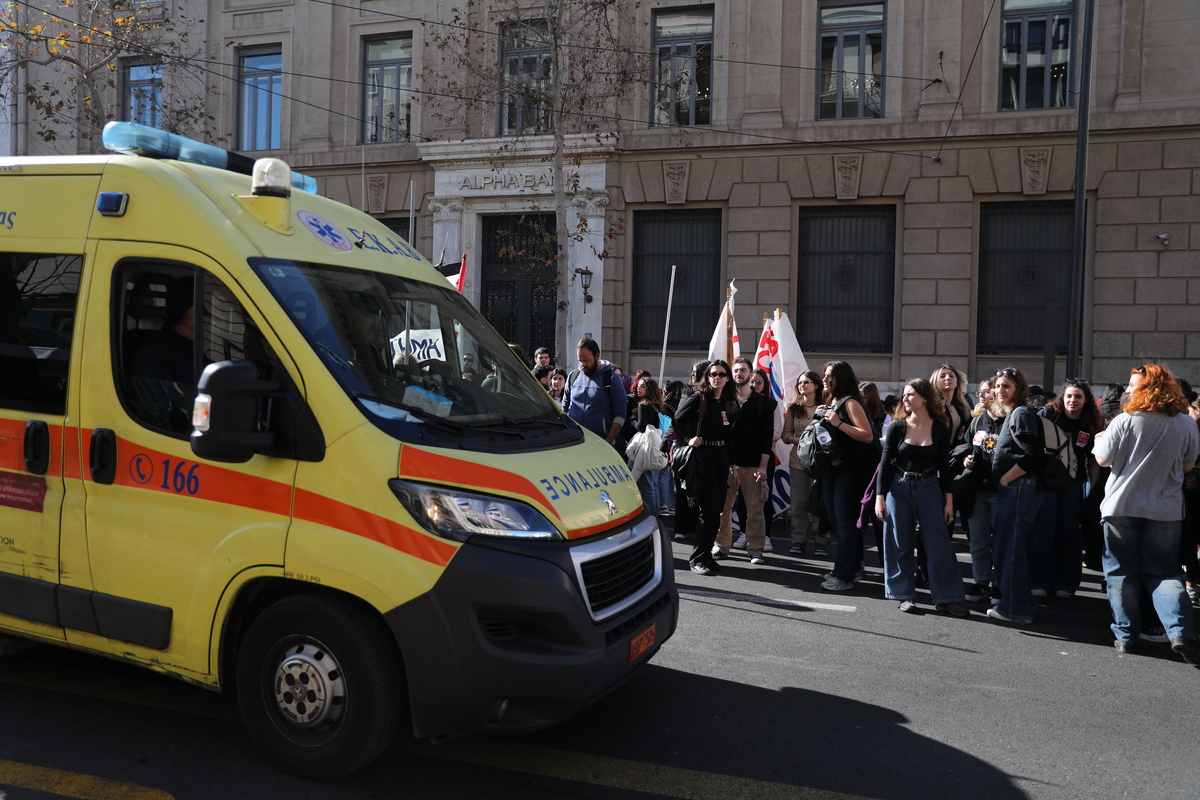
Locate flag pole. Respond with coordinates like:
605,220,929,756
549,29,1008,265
774,308,786,404
659,264,677,380
724,285,734,362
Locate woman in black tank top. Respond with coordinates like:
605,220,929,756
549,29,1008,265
875,378,967,616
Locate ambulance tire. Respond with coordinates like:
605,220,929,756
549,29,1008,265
236,593,403,779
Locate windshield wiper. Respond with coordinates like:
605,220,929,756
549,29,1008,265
464,414,563,428
460,415,566,439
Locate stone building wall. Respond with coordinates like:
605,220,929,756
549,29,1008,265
614,127,1200,387
179,0,1200,385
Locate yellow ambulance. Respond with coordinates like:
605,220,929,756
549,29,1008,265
0,122,676,778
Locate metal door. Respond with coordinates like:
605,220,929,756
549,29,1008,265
481,214,558,357
797,205,896,352
978,201,1074,354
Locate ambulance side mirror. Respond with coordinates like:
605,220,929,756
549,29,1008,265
191,362,279,463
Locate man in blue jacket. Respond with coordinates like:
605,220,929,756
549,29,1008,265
564,337,627,446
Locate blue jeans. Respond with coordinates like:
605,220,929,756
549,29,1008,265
993,474,1044,622
1028,482,1085,594
657,465,674,509
1102,516,1197,643
883,475,965,604
638,469,661,517
823,467,864,583
967,490,998,586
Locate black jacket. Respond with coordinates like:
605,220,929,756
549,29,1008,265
966,411,1005,492
727,390,774,468
992,405,1040,479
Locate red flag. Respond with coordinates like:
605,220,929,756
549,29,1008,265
455,254,467,292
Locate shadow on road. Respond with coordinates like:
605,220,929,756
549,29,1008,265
511,662,1029,799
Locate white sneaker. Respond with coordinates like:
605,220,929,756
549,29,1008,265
732,533,748,550
762,537,774,552
1031,588,1047,598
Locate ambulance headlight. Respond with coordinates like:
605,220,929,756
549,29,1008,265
389,480,562,542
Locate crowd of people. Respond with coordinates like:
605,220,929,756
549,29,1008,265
517,342,1200,665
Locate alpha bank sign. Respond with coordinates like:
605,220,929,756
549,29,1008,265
448,163,603,197
457,169,557,192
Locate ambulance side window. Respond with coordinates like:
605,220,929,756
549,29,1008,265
0,252,82,415
116,263,270,438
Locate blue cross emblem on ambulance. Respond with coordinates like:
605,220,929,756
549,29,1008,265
600,490,618,516
297,211,353,252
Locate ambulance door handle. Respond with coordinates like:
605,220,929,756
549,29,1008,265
23,420,50,475
89,428,117,485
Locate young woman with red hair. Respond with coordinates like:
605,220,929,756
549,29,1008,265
1094,364,1200,662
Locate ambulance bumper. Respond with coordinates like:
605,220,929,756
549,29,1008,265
383,511,678,738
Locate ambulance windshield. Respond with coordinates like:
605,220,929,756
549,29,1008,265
251,259,573,447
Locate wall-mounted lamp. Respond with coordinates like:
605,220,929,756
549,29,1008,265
1157,233,1170,248
576,267,594,304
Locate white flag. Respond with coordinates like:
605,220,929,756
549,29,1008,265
706,280,740,365
753,312,809,517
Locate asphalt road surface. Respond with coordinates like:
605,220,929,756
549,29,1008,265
2,520,1197,800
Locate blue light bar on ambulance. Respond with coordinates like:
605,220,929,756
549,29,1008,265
101,121,318,194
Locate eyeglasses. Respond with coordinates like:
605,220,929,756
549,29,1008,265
709,372,729,379
750,380,764,386
1064,378,1089,385
995,368,1019,379
1134,366,1148,376
798,380,815,386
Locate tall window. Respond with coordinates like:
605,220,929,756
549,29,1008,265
1000,0,1073,110
123,60,162,128
818,1,884,120
650,7,712,127
978,201,1073,354
499,21,552,136
239,47,282,150
797,206,895,352
630,210,721,350
363,35,413,144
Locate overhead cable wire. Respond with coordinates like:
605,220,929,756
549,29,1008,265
934,0,1000,161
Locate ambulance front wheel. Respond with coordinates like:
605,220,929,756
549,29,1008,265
236,593,404,779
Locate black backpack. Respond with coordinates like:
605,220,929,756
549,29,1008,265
796,399,848,479
567,367,612,395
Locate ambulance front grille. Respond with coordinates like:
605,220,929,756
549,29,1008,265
578,535,656,616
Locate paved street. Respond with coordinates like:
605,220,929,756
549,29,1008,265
2,520,1198,800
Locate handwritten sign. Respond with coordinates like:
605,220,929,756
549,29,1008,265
391,329,446,362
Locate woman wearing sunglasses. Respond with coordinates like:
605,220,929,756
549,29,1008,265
672,360,739,575
781,371,826,556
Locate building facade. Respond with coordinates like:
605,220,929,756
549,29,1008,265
8,1,1199,385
